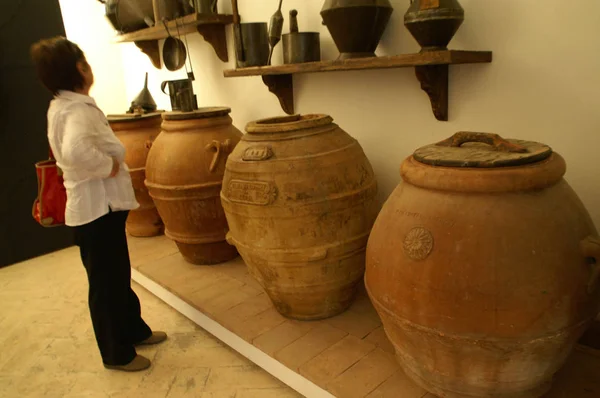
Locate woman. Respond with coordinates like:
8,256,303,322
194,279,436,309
30,37,166,372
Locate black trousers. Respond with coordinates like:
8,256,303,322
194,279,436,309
73,210,152,365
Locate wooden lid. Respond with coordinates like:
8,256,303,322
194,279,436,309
413,132,552,168
106,112,163,122
162,107,231,121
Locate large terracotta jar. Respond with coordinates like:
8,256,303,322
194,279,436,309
221,115,378,320
108,113,163,237
145,108,241,265
365,132,600,398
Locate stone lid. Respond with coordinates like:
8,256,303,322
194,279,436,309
413,132,553,168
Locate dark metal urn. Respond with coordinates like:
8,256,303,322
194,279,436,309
321,0,393,60
404,0,464,51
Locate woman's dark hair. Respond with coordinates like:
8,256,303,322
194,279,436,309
30,37,86,95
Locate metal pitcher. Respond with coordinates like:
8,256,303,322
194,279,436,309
161,79,194,111
176,88,195,112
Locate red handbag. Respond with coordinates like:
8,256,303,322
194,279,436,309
32,149,67,227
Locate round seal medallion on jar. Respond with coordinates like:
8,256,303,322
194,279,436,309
403,227,434,261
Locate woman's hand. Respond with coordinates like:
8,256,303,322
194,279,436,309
109,157,120,177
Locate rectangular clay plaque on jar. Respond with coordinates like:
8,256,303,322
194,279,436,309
242,146,273,161
227,180,277,205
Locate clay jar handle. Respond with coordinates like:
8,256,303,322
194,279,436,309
205,139,233,173
145,140,154,155
581,236,600,293
436,132,528,153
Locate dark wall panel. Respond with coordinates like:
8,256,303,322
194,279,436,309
0,0,74,267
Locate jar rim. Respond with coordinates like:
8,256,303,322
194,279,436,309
246,114,333,134
107,111,163,122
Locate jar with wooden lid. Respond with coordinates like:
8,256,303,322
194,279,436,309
145,107,242,264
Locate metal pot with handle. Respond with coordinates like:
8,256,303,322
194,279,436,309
162,20,187,71
104,0,155,32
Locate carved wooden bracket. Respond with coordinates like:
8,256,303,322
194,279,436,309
134,40,162,69
415,64,449,121
262,75,294,115
196,24,228,63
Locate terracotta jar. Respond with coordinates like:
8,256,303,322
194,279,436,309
365,132,600,398
145,108,241,264
108,113,163,237
221,115,378,320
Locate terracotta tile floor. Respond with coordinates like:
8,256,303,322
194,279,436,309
4,234,600,398
127,235,600,398
0,244,300,398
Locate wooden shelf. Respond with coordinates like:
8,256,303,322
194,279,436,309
223,50,492,121
116,13,233,67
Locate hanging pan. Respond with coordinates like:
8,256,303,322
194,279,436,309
162,20,187,71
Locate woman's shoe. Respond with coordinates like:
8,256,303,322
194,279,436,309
104,355,151,372
136,331,167,346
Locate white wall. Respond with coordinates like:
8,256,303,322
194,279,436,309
61,0,600,226
58,0,129,114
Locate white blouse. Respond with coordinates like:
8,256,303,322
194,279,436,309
47,91,139,227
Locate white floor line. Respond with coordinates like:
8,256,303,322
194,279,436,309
131,269,335,398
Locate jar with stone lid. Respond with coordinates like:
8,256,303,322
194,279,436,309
365,131,600,398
